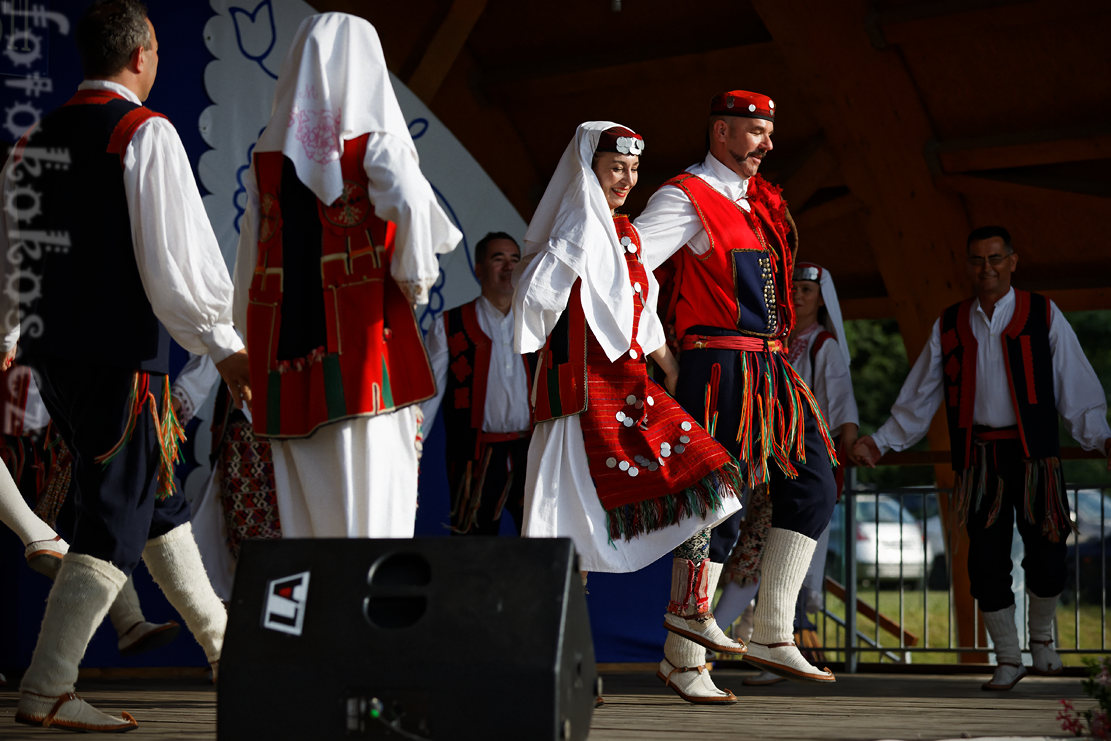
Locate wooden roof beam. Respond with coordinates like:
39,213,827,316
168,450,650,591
871,0,1105,47
406,0,487,102
483,43,781,103
935,173,1111,207
929,127,1111,173
780,138,839,209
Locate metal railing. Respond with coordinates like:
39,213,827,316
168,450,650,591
811,473,1110,671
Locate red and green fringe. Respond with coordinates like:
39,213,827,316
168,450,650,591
733,351,837,490
605,461,745,543
94,373,184,501
954,455,1076,543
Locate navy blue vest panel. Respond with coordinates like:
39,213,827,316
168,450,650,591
13,97,170,373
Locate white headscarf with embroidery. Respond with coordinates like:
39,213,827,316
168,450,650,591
255,12,414,205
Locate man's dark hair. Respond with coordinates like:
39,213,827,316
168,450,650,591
76,0,150,78
474,231,519,263
966,225,1013,253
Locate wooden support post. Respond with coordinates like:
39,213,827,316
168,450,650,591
751,0,981,660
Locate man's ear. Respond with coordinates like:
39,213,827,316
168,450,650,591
129,44,146,74
711,118,727,143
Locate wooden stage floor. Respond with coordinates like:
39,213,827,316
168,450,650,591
0,666,1092,739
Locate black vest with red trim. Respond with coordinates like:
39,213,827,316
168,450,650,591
939,289,1059,471
12,90,171,373
657,173,795,342
246,134,435,438
441,299,533,462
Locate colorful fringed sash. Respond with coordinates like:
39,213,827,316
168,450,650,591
953,432,1075,543
94,372,184,500
726,347,838,490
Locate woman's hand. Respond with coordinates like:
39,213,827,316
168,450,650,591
648,345,680,395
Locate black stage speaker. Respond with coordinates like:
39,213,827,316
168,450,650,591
218,537,597,740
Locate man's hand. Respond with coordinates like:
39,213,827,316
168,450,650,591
2,346,16,371
851,435,882,468
836,423,859,468
215,350,252,409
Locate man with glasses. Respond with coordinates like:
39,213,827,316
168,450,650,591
853,225,1111,691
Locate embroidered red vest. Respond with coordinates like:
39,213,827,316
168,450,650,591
939,289,1059,471
246,133,435,438
659,174,795,342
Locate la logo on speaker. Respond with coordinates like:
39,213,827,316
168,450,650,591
262,571,311,636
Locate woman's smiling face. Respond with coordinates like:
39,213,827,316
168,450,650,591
592,152,639,212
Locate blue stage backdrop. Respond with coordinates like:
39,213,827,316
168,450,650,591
1,0,673,672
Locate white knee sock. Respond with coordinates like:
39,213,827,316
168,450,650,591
20,553,126,697
752,528,817,645
142,522,226,663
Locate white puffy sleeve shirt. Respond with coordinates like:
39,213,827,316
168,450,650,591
872,289,1111,455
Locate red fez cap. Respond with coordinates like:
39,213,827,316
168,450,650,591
595,126,645,156
710,90,775,121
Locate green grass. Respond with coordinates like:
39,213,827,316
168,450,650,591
787,588,1109,666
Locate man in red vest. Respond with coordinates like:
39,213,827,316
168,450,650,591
636,90,839,696
423,232,532,535
854,225,1111,690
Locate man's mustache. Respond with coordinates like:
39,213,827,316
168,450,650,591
731,148,769,165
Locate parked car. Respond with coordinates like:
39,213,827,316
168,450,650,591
827,493,933,587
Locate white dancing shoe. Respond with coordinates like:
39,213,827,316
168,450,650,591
117,620,181,656
982,662,1027,691
657,633,736,704
16,691,138,733
745,640,835,682
1027,592,1063,675
24,535,68,578
981,604,1027,691
663,612,747,654
747,528,836,683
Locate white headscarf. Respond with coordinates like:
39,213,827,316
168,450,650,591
520,121,652,362
795,262,851,367
255,13,413,205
